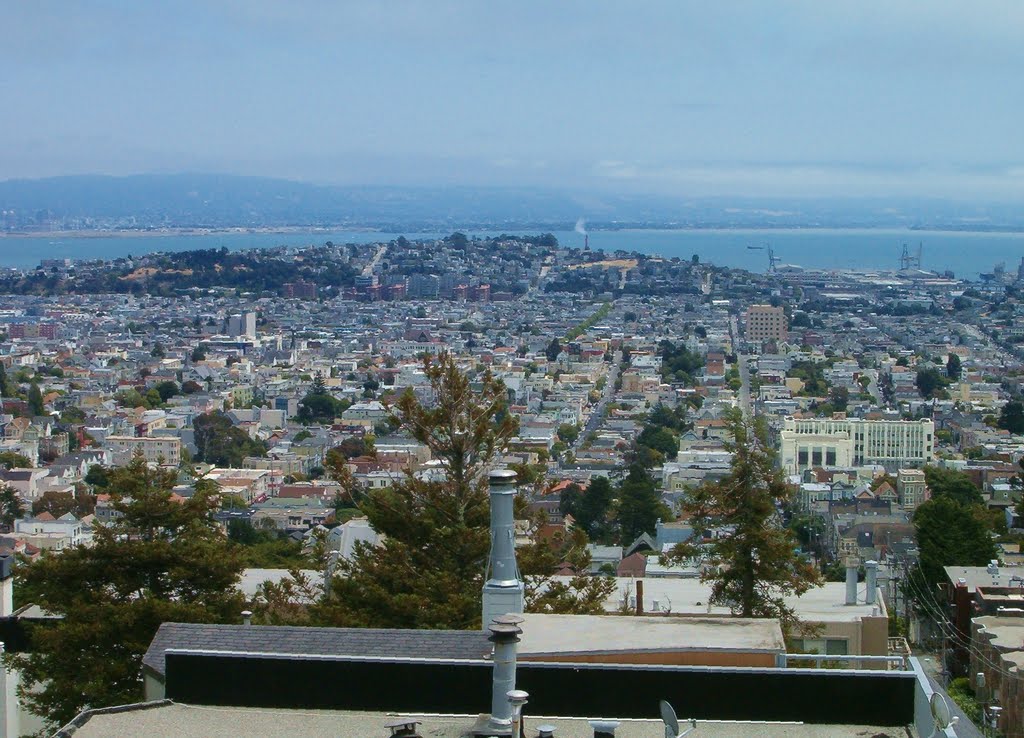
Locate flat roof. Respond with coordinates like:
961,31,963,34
581,578,886,622
65,703,911,738
517,613,785,656
944,566,1024,593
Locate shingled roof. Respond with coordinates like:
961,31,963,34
143,622,493,678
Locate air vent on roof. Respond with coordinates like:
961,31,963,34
384,718,421,737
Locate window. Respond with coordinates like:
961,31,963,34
791,638,848,656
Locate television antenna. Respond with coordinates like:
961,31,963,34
659,699,697,738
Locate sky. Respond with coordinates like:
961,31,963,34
2,1,1024,199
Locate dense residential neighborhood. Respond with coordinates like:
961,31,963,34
1,234,1023,736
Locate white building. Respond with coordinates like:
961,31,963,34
105,436,181,466
779,416,933,474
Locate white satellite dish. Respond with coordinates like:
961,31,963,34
659,700,697,738
928,693,957,737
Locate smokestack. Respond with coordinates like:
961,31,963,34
865,560,878,605
635,580,644,615
241,610,253,626
479,616,523,735
585,234,589,251
0,556,13,618
845,556,859,606
482,469,524,629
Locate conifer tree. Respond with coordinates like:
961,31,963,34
7,454,244,729
310,353,613,628
27,380,44,416
0,484,24,531
665,410,821,625
315,353,518,629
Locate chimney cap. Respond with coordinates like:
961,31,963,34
492,613,524,626
488,622,523,639
507,689,529,707
489,468,518,486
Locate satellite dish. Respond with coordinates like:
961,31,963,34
930,693,954,730
659,700,697,738
659,700,679,736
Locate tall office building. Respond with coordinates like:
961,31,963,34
226,312,257,338
744,304,787,343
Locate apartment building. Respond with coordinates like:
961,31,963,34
105,435,181,466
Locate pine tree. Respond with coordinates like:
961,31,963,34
311,371,327,395
617,463,671,544
666,411,821,625
8,455,245,729
27,380,45,416
0,484,24,531
316,353,518,629
0,362,9,397
946,353,962,380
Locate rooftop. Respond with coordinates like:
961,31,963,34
143,622,491,678
516,613,785,657
63,702,912,738
588,578,887,623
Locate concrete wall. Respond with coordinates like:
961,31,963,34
910,657,958,738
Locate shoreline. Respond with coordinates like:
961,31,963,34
0,226,378,240
3,224,1024,240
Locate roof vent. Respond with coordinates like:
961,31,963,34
536,725,556,737
384,718,421,737
986,560,999,577
589,720,619,737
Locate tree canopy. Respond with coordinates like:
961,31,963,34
617,463,671,544
8,456,245,729
0,484,24,531
193,411,268,466
913,495,997,588
665,411,821,627
923,466,983,507
998,400,1024,435
316,353,520,629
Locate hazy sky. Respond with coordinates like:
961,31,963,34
3,1,1024,198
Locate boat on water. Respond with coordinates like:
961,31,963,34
747,245,764,250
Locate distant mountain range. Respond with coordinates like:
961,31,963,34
1,173,1022,231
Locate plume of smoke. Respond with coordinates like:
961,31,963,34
574,217,587,235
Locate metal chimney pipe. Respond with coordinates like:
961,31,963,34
482,469,524,629
241,610,253,626
483,618,523,734
845,556,859,606
864,560,878,605
508,689,529,738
